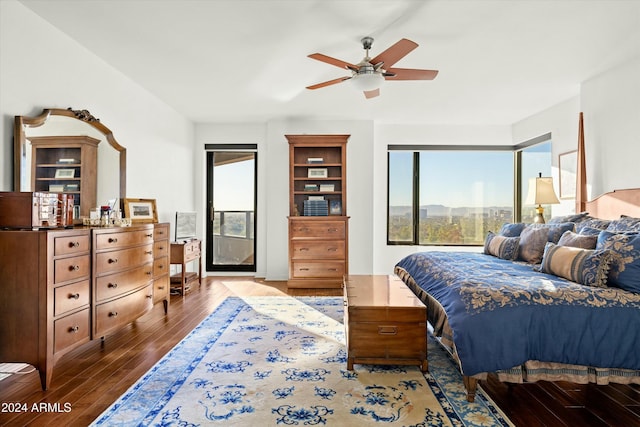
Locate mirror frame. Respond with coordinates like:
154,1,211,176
13,107,126,207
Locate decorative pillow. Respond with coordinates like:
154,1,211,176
498,222,526,237
606,216,640,233
548,212,590,224
557,230,597,249
579,226,605,236
517,226,550,263
516,223,576,264
528,222,576,243
484,232,520,260
595,230,640,293
576,218,611,233
539,242,611,287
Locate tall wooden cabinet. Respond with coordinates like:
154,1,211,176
28,135,99,219
286,134,349,288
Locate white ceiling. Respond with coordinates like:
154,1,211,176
19,0,640,125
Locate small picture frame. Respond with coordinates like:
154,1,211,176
329,199,342,215
308,168,328,178
124,198,158,223
55,168,75,179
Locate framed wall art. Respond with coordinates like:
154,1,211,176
124,198,158,223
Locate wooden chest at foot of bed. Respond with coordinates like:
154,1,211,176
343,275,427,372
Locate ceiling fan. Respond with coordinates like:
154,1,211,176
306,37,438,99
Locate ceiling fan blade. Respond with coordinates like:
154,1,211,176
306,76,351,90
363,89,380,99
308,53,359,71
370,38,418,68
385,68,439,80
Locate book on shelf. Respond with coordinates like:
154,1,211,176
307,195,325,201
303,199,328,216
57,158,77,164
306,157,324,164
319,184,335,192
304,184,319,191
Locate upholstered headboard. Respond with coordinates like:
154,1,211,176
584,188,640,220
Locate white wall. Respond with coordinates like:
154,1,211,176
513,58,640,204
0,1,194,227
581,58,640,197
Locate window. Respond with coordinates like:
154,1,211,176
388,135,552,245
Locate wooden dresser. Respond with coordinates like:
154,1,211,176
0,223,169,390
343,275,428,372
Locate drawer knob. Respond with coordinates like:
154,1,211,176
69,265,80,271
158,286,165,290
378,326,398,335
145,250,153,255
146,271,152,276
68,241,80,248
327,247,338,252
328,228,338,232
328,268,338,272
108,258,118,264
300,227,310,232
68,326,80,333
108,237,118,243
146,294,153,299
109,311,118,317
146,233,153,238
108,283,118,289
69,293,80,300
300,247,309,252
300,268,310,271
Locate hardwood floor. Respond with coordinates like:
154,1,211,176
0,277,638,426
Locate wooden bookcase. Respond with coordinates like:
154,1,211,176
286,134,349,288
28,135,99,219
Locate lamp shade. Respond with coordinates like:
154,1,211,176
350,73,384,92
526,174,560,205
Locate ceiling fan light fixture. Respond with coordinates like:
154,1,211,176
350,72,384,92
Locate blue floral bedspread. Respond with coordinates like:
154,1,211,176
395,252,640,376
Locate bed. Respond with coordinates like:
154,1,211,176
394,188,640,402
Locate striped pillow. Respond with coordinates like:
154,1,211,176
539,242,611,287
484,232,520,260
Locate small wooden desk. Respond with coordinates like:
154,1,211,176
343,274,427,372
170,239,202,295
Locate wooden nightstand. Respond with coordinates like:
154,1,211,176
170,239,202,295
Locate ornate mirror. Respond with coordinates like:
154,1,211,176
14,108,126,217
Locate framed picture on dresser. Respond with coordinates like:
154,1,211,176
124,198,158,223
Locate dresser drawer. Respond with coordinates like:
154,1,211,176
54,308,90,353
154,223,169,240
54,279,90,316
95,229,154,250
154,240,169,257
290,221,345,239
95,264,153,302
291,240,345,259
153,275,170,303
54,254,90,284
153,256,169,277
95,244,154,274
54,234,90,256
94,284,154,336
291,261,345,278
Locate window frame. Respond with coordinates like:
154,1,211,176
387,134,551,246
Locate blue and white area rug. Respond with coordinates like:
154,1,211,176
92,296,513,426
